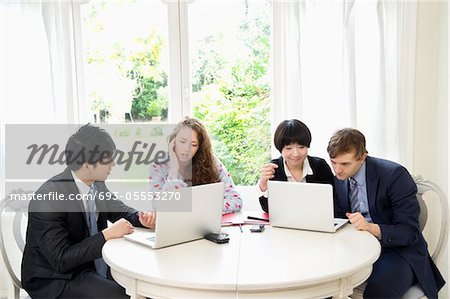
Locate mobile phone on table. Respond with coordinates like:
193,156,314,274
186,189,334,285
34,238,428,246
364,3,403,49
204,232,230,244
250,224,265,232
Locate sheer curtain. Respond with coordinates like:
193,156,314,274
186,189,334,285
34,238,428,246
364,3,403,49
0,0,86,124
1,3,84,292
0,0,84,206
0,1,55,124
272,1,417,169
42,1,88,124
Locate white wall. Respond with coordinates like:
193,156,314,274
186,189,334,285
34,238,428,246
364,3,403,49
414,1,448,298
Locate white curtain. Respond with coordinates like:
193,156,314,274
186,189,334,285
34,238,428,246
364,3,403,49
0,1,55,124
0,0,86,125
42,1,88,124
0,1,85,202
272,1,417,170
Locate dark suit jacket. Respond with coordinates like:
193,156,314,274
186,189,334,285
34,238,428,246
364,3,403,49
334,156,445,298
21,168,142,299
259,155,334,212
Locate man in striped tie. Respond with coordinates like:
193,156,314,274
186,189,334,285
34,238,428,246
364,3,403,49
327,128,444,299
22,124,156,299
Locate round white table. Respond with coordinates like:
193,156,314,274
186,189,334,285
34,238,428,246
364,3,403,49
103,224,380,299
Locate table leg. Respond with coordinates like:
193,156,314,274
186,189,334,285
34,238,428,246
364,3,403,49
333,276,353,299
126,290,145,299
125,279,145,299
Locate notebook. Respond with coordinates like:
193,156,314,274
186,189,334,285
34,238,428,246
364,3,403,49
124,182,224,249
221,211,270,226
268,181,348,233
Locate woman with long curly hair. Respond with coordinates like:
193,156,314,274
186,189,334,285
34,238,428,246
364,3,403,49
149,117,242,213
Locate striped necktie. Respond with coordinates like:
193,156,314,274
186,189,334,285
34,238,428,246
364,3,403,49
87,186,108,278
348,177,360,213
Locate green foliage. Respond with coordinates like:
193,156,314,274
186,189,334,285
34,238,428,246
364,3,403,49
85,1,271,184
192,3,272,185
191,35,227,92
130,76,168,120
84,4,168,122
90,91,111,112
109,30,168,121
126,34,168,121
194,87,271,185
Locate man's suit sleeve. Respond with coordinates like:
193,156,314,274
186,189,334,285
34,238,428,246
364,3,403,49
96,182,142,226
28,196,105,274
377,166,421,247
104,198,141,226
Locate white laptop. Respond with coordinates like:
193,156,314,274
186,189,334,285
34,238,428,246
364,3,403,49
268,181,348,233
124,182,224,249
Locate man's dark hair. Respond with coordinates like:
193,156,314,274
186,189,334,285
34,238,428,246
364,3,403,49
273,119,312,152
327,128,368,160
65,124,116,171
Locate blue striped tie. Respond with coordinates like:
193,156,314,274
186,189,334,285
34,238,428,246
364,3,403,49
348,177,360,213
87,186,108,278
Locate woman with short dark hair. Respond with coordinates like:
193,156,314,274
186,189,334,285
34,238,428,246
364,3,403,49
258,119,334,212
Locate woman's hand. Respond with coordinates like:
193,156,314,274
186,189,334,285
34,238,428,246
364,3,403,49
259,163,278,192
168,139,179,177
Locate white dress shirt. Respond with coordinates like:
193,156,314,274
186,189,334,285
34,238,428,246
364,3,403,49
71,170,98,220
256,157,314,198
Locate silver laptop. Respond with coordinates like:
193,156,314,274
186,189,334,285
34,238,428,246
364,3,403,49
124,182,224,249
268,181,348,233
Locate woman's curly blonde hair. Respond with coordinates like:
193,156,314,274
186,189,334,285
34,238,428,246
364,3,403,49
169,117,219,186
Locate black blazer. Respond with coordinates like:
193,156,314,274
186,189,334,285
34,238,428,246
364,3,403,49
334,156,445,297
259,156,334,212
21,168,142,299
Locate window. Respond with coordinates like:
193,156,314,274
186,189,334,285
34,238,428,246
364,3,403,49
188,0,272,185
81,0,272,185
81,1,170,123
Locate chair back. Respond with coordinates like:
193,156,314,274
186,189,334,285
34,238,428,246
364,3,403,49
414,176,449,262
399,176,448,299
0,189,30,294
353,176,448,299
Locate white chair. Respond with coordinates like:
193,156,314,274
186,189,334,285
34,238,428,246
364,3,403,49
352,176,449,299
0,189,30,299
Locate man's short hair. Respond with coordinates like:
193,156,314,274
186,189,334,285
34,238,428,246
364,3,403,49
327,128,368,160
273,119,312,152
65,124,116,171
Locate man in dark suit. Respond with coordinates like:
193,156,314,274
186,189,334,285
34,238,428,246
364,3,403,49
327,128,445,298
21,124,156,299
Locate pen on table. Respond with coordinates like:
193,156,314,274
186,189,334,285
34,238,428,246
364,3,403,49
247,216,269,222
238,224,243,233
